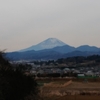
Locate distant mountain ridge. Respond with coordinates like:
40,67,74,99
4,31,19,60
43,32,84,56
76,45,100,52
6,50,100,61
6,38,100,61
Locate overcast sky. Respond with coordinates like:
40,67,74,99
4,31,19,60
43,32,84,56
0,0,100,52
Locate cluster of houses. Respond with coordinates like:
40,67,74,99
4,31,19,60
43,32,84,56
31,67,100,77
11,60,100,78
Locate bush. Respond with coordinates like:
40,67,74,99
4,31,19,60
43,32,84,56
0,52,39,100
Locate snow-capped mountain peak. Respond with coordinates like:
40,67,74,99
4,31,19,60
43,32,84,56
20,38,66,51
38,38,66,47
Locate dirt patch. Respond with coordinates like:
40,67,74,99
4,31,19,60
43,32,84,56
40,80,100,99
43,80,72,88
56,95,100,100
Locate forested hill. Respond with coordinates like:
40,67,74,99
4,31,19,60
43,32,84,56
55,55,100,68
6,50,100,61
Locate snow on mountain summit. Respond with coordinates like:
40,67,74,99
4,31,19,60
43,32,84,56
38,38,66,48
20,38,66,51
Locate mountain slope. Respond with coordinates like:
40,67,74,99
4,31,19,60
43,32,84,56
6,50,62,61
52,45,75,53
76,45,100,52
20,38,66,52
6,38,100,61
6,50,100,61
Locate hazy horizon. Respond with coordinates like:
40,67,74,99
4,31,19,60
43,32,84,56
0,0,100,52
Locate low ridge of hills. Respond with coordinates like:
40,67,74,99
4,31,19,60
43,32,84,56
6,38,100,61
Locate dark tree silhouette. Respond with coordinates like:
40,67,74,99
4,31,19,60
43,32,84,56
0,51,39,100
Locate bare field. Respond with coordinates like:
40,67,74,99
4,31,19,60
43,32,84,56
38,79,100,100
41,95,100,100
56,95,100,100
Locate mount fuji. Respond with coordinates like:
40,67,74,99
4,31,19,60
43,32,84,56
20,38,67,52
6,38,100,61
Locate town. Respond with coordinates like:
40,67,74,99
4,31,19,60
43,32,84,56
10,55,100,79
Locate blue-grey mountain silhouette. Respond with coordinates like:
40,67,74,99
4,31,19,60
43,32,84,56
20,38,66,52
6,38,100,60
